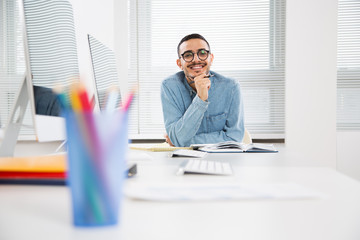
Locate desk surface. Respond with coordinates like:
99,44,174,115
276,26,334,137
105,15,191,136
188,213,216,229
1,142,360,240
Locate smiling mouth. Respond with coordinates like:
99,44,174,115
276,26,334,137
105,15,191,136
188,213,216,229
189,64,206,70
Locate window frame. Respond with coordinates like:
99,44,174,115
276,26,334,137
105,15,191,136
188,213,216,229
128,0,286,139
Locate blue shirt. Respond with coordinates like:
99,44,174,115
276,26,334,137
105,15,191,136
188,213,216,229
161,71,244,147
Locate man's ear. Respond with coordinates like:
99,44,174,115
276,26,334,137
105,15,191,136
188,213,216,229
210,53,214,65
176,59,183,70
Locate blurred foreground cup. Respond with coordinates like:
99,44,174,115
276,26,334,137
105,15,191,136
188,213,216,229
64,110,128,227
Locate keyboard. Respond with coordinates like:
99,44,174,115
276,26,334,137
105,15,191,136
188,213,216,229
177,159,233,176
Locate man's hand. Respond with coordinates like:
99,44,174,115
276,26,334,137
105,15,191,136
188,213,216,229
164,133,174,146
194,73,211,101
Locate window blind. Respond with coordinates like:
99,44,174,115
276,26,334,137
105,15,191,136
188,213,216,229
0,0,34,138
337,0,360,130
128,0,286,139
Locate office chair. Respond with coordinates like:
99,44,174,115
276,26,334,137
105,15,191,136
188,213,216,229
243,128,252,144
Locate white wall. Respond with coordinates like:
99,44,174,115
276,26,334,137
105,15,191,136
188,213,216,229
70,0,115,95
285,0,338,168
337,132,360,181
70,0,131,107
114,0,129,100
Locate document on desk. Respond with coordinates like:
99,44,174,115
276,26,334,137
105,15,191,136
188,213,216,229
130,142,192,152
198,142,278,153
128,150,154,161
124,182,324,201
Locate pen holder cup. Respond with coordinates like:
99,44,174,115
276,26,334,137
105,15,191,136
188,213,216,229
64,110,128,227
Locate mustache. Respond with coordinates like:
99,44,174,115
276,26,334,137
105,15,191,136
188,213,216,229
187,62,207,68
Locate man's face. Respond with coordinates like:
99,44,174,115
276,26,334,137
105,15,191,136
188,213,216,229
176,39,214,80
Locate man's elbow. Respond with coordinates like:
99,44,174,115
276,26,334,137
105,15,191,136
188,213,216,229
168,133,188,147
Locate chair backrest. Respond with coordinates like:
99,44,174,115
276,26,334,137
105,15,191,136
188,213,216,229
242,128,252,144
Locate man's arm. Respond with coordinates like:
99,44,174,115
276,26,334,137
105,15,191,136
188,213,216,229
189,82,244,144
161,82,209,147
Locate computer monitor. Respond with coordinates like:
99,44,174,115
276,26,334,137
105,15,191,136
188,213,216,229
0,0,78,156
88,34,121,111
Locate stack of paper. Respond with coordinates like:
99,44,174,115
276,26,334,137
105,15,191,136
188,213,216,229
0,154,67,185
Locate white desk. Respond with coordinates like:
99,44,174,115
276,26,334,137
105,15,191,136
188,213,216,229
1,143,360,240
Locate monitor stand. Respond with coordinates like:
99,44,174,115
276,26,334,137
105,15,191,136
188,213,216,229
0,75,31,157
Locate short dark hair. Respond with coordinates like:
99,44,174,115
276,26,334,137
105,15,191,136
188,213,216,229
177,33,211,58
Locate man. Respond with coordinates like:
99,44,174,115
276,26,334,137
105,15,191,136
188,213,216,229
161,33,244,147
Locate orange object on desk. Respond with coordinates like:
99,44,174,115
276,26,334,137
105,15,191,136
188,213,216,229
0,154,67,172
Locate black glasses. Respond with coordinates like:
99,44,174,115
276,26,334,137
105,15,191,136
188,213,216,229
180,49,210,62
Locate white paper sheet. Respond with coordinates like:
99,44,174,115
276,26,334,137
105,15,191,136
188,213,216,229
124,182,324,201
127,150,153,161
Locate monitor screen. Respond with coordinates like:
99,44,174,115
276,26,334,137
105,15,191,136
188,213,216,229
22,0,79,141
1,0,80,156
88,34,121,111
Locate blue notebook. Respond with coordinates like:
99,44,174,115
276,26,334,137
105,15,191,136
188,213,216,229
0,178,66,185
